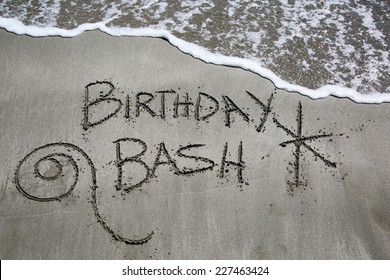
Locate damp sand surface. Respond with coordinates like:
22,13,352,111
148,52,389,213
0,29,390,259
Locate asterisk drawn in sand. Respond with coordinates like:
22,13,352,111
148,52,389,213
273,102,337,190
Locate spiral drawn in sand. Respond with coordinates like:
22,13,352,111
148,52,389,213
15,150,79,202
14,142,153,245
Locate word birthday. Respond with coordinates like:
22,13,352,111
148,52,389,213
82,81,274,131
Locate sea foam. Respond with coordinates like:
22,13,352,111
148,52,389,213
0,3,389,104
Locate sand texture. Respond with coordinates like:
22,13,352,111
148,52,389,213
0,29,389,259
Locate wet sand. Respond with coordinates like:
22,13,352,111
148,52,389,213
0,29,389,259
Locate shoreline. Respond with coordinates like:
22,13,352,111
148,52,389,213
0,18,389,104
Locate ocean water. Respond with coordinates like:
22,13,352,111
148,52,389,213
0,0,389,103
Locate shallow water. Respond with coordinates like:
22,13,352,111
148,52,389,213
0,0,389,98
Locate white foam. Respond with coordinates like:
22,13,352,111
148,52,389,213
0,16,389,104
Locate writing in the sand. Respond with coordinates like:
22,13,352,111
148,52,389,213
82,81,274,189
113,138,244,192
14,80,338,246
82,81,273,131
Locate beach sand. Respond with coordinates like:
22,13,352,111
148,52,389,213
0,29,389,259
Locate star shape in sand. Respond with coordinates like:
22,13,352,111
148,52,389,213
273,102,337,191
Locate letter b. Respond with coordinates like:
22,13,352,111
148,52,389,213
114,138,151,192
82,81,122,130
